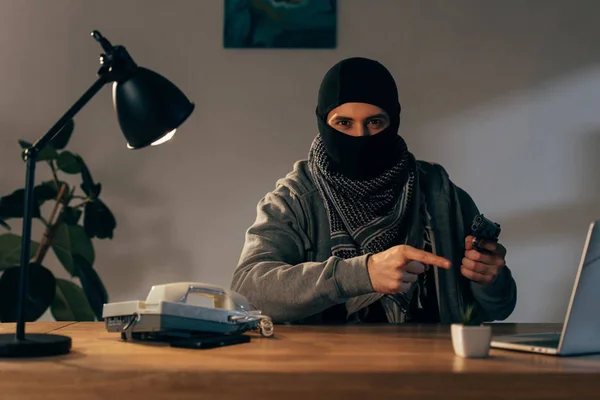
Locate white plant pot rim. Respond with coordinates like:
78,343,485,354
451,323,490,330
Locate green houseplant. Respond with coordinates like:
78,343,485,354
0,119,115,322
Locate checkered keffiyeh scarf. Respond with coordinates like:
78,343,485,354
307,135,417,259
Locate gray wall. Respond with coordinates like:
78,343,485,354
1,0,599,323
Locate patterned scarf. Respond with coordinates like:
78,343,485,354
307,134,418,259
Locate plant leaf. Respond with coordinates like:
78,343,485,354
51,224,95,276
62,206,82,225
74,254,108,320
41,179,69,194
0,219,10,231
0,183,60,221
0,263,56,322
48,119,74,150
0,188,41,219
84,199,116,239
56,151,81,174
34,182,58,203
51,225,75,276
18,140,58,162
50,278,95,321
0,233,40,270
38,146,58,161
76,155,101,198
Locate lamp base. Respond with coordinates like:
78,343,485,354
0,333,72,358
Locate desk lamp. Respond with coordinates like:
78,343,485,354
0,30,195,358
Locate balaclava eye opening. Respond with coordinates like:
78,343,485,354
316,57,403,180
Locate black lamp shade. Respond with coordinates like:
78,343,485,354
113,67,195,149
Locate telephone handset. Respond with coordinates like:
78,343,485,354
145,282,251,311
102,282,274,341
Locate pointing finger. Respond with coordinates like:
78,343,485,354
399,246,451,269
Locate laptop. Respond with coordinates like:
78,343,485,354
490,220,600,356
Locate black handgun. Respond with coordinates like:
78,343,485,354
470,214,501,251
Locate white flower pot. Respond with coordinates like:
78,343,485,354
451,323,492,358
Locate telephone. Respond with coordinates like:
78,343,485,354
102,282,274,341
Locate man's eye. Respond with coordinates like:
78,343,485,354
336,120,350,126
369,119,382,126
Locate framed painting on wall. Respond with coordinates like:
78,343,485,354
224,0,337,49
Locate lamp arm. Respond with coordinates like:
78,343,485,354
16,75,109,340
28,76,108,154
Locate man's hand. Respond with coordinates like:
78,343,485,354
461,235,507,286
367,245,451,294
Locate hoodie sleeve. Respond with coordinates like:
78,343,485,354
455,185,518,322
230,185,374,323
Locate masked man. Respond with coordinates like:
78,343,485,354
231,57,517,324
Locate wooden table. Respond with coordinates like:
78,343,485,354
1,322,600,399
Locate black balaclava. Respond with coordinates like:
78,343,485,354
316,57,403,180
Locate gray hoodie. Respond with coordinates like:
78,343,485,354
231,159,517,324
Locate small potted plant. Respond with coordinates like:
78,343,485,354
451,303,492,358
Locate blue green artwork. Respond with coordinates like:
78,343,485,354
224,0,337,49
